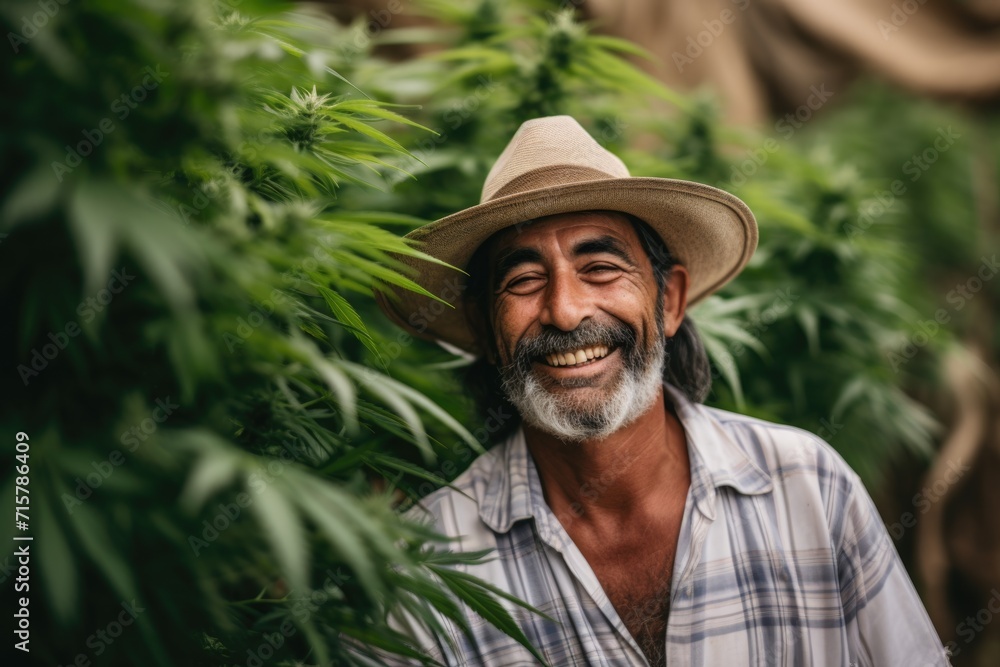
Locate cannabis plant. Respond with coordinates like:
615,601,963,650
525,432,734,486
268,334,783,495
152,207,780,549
0,1,549,664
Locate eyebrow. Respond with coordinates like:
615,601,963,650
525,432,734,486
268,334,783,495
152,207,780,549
572,235,637,267
493,247,542,289
491,235,637,289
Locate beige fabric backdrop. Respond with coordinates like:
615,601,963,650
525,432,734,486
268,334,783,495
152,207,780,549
581,0,1000,124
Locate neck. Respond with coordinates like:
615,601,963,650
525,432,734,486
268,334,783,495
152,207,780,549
523,386,691,526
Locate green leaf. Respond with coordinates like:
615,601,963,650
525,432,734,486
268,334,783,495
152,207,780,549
344,361,482,453
428,565,553,667
181,447,239,513
294,612,333,666
68,182,120,298
701,333,745,409
59,483,139,607
796,306,820,355
37,484,78,623
294,477,384,601
831,377,869,421
313,359,360,434
1,165,61,228
366,453,475,502
338,624,440,665
247,473,309,593
316,285,386,367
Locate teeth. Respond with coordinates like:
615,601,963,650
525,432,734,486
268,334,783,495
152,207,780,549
544,346,611,367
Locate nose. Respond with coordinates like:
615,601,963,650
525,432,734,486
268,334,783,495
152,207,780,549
538,268,594,331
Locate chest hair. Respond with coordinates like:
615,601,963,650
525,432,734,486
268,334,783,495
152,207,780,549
592,545,676,667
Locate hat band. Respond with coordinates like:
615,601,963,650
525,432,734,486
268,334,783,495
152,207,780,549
486,165,620,201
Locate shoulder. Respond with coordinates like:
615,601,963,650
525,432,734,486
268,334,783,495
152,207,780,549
708,405,857,482
703,407,897,558
702,405,863,527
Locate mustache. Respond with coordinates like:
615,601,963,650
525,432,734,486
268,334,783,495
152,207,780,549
510,319,638,372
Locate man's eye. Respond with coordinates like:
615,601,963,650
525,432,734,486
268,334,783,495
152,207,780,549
586,264,622,280
504,275,544,294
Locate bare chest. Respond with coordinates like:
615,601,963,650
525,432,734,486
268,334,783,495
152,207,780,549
573,520,683,667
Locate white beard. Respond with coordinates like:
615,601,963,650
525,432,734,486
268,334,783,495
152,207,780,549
506,343,666,442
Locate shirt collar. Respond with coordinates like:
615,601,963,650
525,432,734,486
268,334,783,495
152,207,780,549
662,382,773,520
479,427,535,535
478,382,773,533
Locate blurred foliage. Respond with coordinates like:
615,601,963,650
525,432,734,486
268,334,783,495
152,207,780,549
808,84,1000,360
0,0,552,665
2,0,995,664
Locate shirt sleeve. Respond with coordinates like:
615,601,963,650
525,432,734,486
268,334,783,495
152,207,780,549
836,472,951,667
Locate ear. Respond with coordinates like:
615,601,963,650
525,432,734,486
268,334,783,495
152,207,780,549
661,264,690,337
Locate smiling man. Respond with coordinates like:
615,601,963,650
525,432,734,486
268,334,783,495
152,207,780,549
376,116,949,666
486,212,676,441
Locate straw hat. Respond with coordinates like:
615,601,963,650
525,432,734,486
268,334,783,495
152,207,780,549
375,115,757,355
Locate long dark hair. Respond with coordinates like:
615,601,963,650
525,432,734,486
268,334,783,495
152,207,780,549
460,211,712,443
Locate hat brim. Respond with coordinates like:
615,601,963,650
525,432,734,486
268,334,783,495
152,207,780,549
375,177,757,354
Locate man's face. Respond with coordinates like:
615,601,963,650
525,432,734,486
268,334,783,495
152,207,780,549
485,211,681,441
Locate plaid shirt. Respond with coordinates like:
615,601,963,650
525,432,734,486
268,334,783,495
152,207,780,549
390,383,949,666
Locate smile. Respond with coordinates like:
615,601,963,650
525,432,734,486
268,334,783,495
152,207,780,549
542,345,611,367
